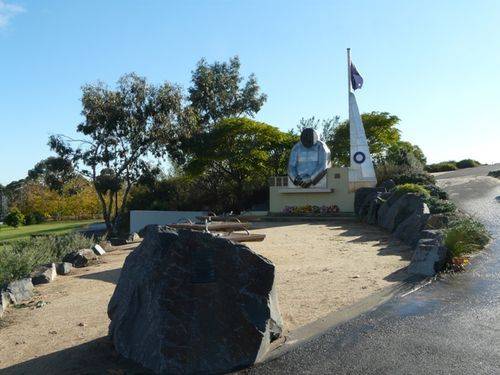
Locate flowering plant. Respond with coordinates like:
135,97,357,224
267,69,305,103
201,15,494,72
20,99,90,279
282,204,340,215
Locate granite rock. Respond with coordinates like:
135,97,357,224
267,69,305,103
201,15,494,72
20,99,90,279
5,278,34,305
31,263,57,285
56,262,73,275
393,203,430,247
418,229,445,242
0,291,10,318
407,238,449,276
63,248,99,268
378,193,427,232
127,232,141,242
108,225,283,375
93,244,106,255
425,214,449,229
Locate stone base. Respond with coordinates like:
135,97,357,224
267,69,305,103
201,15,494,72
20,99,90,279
269,167,356,213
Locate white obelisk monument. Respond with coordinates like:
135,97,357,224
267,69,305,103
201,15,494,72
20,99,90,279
347,48,377,191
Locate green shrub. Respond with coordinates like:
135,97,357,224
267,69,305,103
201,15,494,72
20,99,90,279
393,183,430,198
4,208,25,228
488,170,500,179
444,217,490,257
0,233,94,286
375,160,435,186
425,196,456,214
456,159,481,169
424,184,448,200
24,212,47,226
425,161,457,173
391,171,436,185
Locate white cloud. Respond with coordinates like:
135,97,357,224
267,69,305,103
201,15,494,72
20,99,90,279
0,1,25,28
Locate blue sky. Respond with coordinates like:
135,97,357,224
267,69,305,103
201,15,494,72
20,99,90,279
1,0,499,184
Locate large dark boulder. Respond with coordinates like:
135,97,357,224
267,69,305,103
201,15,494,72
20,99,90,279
354,187,385,217
378,193,427,232
108,225,283,375
393,203,430,246
376,192,401,224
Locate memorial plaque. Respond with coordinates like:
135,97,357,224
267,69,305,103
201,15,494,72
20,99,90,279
191,247,216,284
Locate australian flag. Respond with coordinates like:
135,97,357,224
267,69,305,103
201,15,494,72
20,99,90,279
351,63,363,90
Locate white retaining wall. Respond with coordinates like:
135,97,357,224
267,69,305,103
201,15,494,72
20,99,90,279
130,210,206,233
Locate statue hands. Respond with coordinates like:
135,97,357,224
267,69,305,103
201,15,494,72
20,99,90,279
294,174,312,188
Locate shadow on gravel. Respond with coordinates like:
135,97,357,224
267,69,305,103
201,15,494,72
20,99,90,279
1,336,151,375
78,268,122,285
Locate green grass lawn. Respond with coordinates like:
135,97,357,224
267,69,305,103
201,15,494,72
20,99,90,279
0,220,100,243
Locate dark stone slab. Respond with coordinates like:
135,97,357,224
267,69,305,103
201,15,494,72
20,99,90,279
108,225,283,374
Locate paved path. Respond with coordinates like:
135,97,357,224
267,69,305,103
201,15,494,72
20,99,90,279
245,165,500,375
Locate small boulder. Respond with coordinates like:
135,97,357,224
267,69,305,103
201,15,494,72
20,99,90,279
407,238,449,277
110,237,127,246
6,278,34,305
127,232,141,243
31,263,57,285
56,262,73,275
425,214,449,229
63,249,99,268
0,291,10,318
92,244,106,256
418,229,445,242
379,179,396,191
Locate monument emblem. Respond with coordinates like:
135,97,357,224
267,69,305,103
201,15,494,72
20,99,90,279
288,128,331,188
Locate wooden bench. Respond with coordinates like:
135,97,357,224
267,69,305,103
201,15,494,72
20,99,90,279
168,221,251,232
168,219,265,243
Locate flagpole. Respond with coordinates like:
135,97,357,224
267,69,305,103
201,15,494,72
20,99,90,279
347,48,352,94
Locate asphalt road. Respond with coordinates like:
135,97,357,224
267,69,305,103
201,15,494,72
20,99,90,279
244,165,500,375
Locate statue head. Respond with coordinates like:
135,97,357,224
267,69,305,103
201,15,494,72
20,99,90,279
300,128,319,148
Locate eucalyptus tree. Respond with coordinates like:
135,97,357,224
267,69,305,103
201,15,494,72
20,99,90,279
27,156,76,193
188,56,267,129
49,73,187,237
